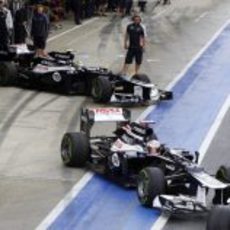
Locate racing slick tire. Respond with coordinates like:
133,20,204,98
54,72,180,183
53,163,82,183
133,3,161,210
213,165,230,205
91,76,113,103
206,205,230,230
0,62,17,86
137,167,166,207
131,74,151,83
61,132,90,167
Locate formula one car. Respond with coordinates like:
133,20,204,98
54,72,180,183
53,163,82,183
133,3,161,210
0,44,172,105
60,107,164,187
136,148,230,230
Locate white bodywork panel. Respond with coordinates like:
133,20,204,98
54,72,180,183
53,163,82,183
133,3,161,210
33,64,75,74
111,138,144,154
190,171,228,189
10,44,31,54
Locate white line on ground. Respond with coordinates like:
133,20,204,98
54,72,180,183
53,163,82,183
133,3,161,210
36,172,93,230
117,54,125,58
146,58,161,63
151,8,170,20
66,26,101,46
47,18,98,43
198,95,230,164
150,19,230,230
151,212,170,230
194,11,209,23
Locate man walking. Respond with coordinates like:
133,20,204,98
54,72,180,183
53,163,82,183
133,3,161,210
122,15,146,75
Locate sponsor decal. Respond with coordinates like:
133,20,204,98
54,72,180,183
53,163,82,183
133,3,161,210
91,108,122,115
52,72,62,82
111,153,120,167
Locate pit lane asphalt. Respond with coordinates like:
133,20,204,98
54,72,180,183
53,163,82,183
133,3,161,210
0,0,230,229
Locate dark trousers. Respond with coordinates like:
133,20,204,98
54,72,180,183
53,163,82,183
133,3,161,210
125,1,133,15
14,24,27,44
0,33,9,51
73,7,81,24
138,1,146,12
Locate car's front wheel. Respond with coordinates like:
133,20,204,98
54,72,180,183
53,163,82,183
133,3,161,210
91,76,113,103
61,132,90,167
0,62,17,86
206,205,230,230
137,167,166,207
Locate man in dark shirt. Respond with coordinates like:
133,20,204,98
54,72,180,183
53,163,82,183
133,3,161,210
122,15,145,75
31,5,49,57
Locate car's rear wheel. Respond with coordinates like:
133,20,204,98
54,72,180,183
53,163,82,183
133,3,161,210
91,76,113,103
131,74,151,83
0,62,17,86
137,167,166,207
213,165,230,204
206,205,230,230
61,132,90,167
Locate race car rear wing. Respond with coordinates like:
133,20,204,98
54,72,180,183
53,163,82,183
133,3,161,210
80,107,131,135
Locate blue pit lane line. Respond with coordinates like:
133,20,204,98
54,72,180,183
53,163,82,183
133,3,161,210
48,24,230,230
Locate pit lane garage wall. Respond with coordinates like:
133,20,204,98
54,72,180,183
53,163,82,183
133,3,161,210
37,20,230,230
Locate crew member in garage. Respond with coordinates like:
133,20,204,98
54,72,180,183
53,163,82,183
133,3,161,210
31,4,49,57
14,4,28,44
0,0,13,51
122,15,146,75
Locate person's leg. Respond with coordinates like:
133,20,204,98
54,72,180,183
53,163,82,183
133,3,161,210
74,4,82,24
122,48,134,74
33,37,39,56
74,11,79,24
39,37,48,57
134,49,143,74
1,35,9,50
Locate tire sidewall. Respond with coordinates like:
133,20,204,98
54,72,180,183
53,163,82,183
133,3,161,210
61,132,90,167
137,167,165,207
0,62,17,86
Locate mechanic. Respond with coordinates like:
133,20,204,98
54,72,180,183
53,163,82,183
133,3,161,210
31,4,49,57
122,15,146,75
14,4,28,44
114,121,161,155
0,0,13,51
